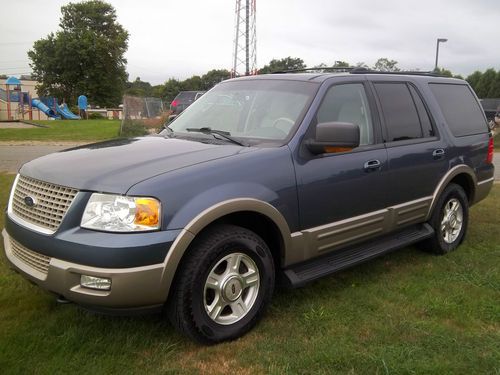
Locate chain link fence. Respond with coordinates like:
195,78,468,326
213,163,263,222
120,96,170,137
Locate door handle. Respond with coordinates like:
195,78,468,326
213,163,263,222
364,159,381,171
432,149,445,159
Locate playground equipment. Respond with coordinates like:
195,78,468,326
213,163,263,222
31,99,58,118
1,76,81,121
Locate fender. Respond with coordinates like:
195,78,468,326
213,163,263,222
158,198,293,299
427,164,476,219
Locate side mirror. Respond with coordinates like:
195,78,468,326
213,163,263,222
306,121,360,154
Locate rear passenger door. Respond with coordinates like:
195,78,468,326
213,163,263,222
372,81,448,226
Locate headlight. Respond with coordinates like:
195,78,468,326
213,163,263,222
81,193,161,232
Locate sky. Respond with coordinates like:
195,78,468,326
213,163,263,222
0,0,499,85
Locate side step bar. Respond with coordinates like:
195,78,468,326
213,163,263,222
283,223,434,287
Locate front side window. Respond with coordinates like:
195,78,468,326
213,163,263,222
316,83,374,145
165,80,318,145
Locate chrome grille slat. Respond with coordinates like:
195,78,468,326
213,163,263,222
10,237,51,275
11,175,78,233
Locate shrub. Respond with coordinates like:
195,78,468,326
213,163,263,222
120,120,148,137
88,112,106,120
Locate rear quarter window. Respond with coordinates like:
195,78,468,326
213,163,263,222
429,83,488,137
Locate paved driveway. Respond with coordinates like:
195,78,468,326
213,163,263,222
0,143,84,173
1,144,499,180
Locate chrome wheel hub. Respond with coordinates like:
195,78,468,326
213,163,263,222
441,198,463,244
203,252,260,325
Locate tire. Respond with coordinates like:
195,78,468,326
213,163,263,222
167,224,275,344
424,183,469,255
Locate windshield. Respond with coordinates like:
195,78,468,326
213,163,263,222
164,79,318,145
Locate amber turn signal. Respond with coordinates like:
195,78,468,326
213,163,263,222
134,198,160,227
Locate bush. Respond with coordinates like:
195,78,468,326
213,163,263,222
88,112,106,120
69,105,79,115
120,120,148,137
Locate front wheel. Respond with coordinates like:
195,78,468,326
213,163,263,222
167,224,275,344
424,183,469,255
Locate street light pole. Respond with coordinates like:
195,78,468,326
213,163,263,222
434,38,448,71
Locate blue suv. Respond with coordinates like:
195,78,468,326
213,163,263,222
3,70,495,344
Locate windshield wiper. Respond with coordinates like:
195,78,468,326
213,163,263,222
162,124,174,137
186,127,247,146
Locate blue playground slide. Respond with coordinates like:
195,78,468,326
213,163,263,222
31,98,59,119
57,103,80,119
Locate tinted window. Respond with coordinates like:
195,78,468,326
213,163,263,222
429,84,487,137
374,83,422,142
408,85,434,137
317,83,374,145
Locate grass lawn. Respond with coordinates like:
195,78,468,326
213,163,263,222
494,131,500,150
0,174,498,374
0,120,120,142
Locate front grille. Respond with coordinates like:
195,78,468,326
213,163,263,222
10,237,51,275
11,175,78,233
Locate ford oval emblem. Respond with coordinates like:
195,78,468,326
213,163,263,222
24,196,36,207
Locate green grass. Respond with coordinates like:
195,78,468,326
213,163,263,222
0,120,120,142
0,174,498,374
494,131,500,150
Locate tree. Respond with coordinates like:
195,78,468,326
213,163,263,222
182,75,203,91
161,78,184,102
28,0,128,107
259,57,306,74
373,58,400,72
201,69,231,90
434,67,453,77
487,71,500,98
125,77,153,97
466,71,483,92
332,60,350,68
474,68,497,98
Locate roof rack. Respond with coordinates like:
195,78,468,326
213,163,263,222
349,67,441,76
270,66,443,77
270,67,355,74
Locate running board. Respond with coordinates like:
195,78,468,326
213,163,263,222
283,223,434,287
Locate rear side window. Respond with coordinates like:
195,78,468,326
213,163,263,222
429,84,487,137
374,83,423,142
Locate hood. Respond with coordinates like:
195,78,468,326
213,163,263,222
20,136,252,194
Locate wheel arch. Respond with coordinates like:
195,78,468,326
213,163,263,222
428,165,476,218
160,199,292,300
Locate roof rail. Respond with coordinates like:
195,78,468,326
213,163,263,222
270,66,355,74
269,66,444,77
349,67,442,76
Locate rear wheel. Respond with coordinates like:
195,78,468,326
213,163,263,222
167,224,275,344
424,183,469,255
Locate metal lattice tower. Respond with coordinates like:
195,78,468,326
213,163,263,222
232,0,257,77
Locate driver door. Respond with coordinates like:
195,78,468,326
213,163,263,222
294,81,389,258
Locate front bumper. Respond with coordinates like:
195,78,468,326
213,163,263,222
2,228,173,311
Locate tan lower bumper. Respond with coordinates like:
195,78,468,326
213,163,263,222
2,229,169,309
474,177,494,205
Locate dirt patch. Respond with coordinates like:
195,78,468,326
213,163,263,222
0,122,39,129
0,140,88,147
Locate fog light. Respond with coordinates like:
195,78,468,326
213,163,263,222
80,275,112,291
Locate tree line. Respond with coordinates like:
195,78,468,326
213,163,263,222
26,1,500,108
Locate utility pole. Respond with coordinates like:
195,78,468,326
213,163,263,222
232,0,257,77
